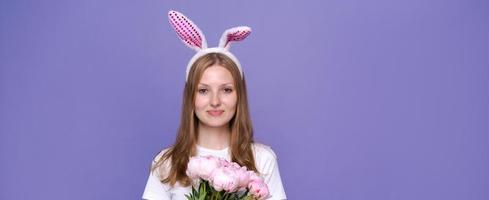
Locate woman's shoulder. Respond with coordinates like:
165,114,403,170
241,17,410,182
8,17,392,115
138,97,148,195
152,147,172,163
150,147,172,177
251,143,282,176
252,142,278,161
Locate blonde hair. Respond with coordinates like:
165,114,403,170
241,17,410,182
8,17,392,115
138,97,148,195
151,53,257,186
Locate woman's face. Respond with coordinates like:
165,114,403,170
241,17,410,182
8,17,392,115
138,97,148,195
194,65,237,128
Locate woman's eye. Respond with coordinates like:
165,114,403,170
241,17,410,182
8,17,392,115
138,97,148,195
223,88,233,93
198,88,208,94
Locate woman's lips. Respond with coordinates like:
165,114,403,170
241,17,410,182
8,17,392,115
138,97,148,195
207,110,224,116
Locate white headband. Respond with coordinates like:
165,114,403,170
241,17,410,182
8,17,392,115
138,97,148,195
167,10,251,81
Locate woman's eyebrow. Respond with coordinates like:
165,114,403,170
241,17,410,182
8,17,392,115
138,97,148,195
198,83,234,86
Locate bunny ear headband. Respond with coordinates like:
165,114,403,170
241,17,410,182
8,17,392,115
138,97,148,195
168,10,251,81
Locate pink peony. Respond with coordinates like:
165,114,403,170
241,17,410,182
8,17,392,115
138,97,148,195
186,156,202,179
210,165,239,192
235,166,251,189
186,156,220,181
198,156,221,180
248,179,269,200
186,155,270,200
248,171,264,183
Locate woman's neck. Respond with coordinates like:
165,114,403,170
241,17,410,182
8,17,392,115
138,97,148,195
197,123,230,150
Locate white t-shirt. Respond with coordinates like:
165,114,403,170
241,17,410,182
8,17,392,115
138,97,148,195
142,143,287,200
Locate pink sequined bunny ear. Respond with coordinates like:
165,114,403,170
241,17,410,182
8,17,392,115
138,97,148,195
168,10,207,51
218,26,252,50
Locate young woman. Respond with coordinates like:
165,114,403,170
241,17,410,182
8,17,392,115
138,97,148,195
142,11,286,200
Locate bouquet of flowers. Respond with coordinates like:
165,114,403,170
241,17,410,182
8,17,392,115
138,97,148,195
185,155,269,200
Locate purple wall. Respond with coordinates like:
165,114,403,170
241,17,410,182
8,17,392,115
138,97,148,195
1,0,488,199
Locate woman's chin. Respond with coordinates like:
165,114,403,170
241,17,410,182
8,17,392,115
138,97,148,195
201,120,229,128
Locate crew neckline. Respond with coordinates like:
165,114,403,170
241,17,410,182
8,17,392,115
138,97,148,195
196,144,229,152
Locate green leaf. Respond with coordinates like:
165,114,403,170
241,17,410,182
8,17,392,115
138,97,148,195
239,189,249,199
199,183,205,194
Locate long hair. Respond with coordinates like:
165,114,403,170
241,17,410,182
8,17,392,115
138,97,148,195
151,53,257,186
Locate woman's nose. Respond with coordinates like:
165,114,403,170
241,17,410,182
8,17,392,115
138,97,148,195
210,93,221,107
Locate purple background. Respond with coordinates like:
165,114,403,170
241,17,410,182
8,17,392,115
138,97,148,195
1,0,488,199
